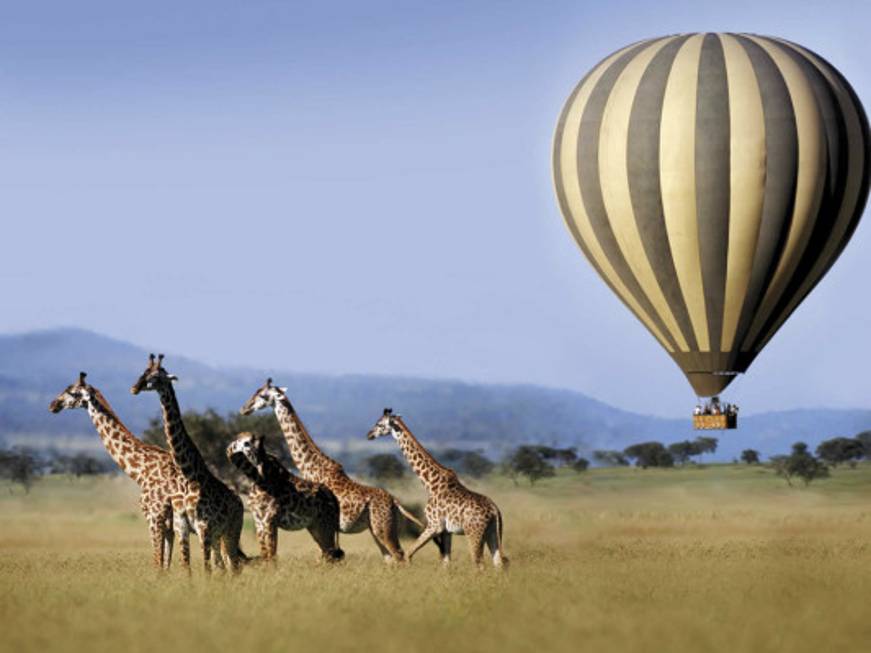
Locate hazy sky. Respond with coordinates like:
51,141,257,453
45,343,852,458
2,1,869,416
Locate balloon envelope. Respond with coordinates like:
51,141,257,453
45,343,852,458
553,33,870,396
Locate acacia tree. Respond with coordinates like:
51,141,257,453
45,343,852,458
740,449,760,465
770,455,793,486
553,447,579,467
440,449,495,478
572,457,590,473
593,450,629,466
855,431,871,459
816,437,865,468
668,440,696,465
0,448,41,493
526,446,578,468
458,451,495,478
504,446,555,485
693,436,718,462
623,442,674,469
365,453,406,482
774,442,829,487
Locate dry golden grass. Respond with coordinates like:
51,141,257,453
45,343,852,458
2,464,871,653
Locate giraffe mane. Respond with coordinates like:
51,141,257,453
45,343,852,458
89,387,124,423
394,415,456,478
89,387,168,455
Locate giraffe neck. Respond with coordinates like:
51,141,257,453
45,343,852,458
273,398,336,479
259,453,293,488
155,384,212,483
392,418,452,491
85,390,153,484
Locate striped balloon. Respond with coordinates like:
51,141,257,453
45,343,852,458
553,33,870,397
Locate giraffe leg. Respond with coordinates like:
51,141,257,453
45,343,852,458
406,526,441,561
148,521,164,569
307,520,344,562
198,525,213,574
439,533,453,566
222,509,245,572
256,521,273,561
219,534,241,573
213,540,226,571
369,528,393,563
485,515,508,570
466,527,486,570
163,527,175,570
161,506,174,570
175,516,191,570
369,505,404,563
265,522,278,561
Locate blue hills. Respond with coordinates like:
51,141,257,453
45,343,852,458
2,328,869,461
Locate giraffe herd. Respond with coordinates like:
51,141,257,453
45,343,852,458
49,354,508,572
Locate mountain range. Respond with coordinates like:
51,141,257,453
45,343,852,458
2,328,869,461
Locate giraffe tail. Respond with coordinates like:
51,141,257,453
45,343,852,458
494,507,509,570
394,500,425,530
394,500,442,550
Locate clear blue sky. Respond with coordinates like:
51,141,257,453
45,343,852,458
1,0,869,416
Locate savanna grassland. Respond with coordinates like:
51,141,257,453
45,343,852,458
2,464,871,653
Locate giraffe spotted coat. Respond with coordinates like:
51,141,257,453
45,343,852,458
367,409,508,569
240,379,436,563
50,372,194,569
132,354,247,572
227,431,344,562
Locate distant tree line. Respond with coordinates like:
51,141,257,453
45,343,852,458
6,412,871,492
587,431,871,488
591,436,718,470
764,431,871,487
0,447,42,492
501,445,589,485
769,443,830,486
0,446,116,493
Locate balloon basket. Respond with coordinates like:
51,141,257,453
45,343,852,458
693,414,737,430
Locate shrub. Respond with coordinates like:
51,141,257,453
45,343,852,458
623,442,674,469
504,446,555,485
365,453,406,482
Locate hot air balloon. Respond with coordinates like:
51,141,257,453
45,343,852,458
552,33,870,428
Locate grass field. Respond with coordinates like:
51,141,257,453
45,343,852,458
2,464,871,653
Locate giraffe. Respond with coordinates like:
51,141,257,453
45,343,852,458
366,408,508,569
240,379,438,563
226,431,344,562
49,372,193,569
131,354,246,572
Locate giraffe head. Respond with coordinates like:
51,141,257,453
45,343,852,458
130,353,178,395
49,372,94,413
367,408,403,440
226,431,266,478
239,378,289,415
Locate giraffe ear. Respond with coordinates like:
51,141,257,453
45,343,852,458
167,374,179,382
279,387,288,394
